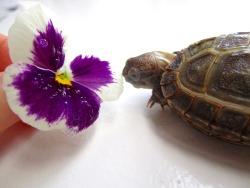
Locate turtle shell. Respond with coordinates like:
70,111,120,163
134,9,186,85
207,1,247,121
161,32,250,146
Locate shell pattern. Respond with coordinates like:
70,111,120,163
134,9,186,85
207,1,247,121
162,32,250,146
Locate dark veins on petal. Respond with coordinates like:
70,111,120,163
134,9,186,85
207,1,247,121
12,64,101,132
70,55,114,91
32,20,65,72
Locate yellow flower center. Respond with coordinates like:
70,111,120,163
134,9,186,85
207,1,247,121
55,72,72,86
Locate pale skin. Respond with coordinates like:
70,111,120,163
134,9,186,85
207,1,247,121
0,34,24,133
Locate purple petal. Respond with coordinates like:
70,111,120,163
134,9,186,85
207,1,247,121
11,64,101,132
31,20,65,72
70,55,114,91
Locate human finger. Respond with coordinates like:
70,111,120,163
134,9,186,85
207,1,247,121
0,72,21,133
0,34,12,71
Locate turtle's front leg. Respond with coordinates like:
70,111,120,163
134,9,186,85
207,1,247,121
147,84,168,109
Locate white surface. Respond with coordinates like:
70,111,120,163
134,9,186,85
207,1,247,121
0,0,18,19
0,0,250,188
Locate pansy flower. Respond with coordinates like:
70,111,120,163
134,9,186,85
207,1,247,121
3,2,123,134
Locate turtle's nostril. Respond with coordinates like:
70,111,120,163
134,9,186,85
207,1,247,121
128,69,140,81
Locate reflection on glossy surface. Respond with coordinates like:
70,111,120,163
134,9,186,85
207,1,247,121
151,160,219,188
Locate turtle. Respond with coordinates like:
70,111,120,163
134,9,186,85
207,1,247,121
122,32,250,147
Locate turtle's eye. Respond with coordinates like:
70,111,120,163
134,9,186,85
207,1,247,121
128,68,140,81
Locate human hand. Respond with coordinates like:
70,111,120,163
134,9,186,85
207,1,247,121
0,34,22,133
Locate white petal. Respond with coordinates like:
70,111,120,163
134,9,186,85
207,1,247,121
3,63,100,135
18,1,42,10
8,1,66,65
98,71,124,101
3,63,67,132
2,64,62,131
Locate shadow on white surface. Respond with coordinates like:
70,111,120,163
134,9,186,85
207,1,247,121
0,123,35,155
146,107,250,172
0,121,96,168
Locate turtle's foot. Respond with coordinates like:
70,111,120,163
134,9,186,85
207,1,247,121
147,95,166,109
147,85,167,109
147,95,159,108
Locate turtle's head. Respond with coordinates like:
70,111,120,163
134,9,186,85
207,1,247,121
123,51,176,89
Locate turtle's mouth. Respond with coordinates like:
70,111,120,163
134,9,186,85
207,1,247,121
132,81,151,89
125,78,148,89
123,70,156,89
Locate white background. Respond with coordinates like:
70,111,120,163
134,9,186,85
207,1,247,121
0,0,250,188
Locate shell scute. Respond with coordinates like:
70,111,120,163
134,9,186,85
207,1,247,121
186,98,219,126
242,123,250,144
160,72,176,85
184,98,219,134
207,50,250,107
210,108,249,143
214,32,250,50
167,52,182,70
179,51,218,93
161,72,178,99
169,91,193,114
184,37,216,60
161,83,178,99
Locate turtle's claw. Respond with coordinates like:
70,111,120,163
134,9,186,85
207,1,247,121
147,94,163,108
147,96,156,108
147,94,166,109
147,84,167,109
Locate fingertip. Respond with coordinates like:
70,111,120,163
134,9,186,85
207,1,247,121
0,34,12,72
0,33,7,41
0,71,21,133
